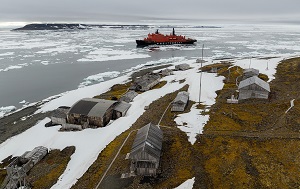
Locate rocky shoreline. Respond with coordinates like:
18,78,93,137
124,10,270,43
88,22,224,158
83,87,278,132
0,105,52,144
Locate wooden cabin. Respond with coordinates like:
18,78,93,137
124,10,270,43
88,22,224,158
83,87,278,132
113,101,131,119
175,63,190,71
119,90,138,103
243,68,259,79
160,69,173,76
129,123,163,177
67,98,131,129
238,76,270,100
50,106,69,125
132,73,160,92
171,91,189,112
67,98,118,128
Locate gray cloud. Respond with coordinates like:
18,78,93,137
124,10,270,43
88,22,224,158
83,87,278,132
1,0,299,23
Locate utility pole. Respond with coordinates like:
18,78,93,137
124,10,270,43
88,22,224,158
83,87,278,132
249,57,252,68
199,44,204,103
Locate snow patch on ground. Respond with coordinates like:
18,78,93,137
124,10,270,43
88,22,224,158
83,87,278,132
233,57,284,81
78,71,121,88
174,177,195,189
171,62,224,144
175,105,208,144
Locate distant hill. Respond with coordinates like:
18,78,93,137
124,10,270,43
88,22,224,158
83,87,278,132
13,23,221,30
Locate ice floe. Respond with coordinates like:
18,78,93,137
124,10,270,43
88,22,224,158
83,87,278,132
77,48,150,62
78,71,121,88
0,106,16,118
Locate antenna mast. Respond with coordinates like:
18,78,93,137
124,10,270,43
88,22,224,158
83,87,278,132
199,44,204,103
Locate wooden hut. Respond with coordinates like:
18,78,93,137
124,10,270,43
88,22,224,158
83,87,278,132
50,106,69,125
238,76,270,100
175,63,190,71
243,68,259,79
119,90,138,103
5,146,48,189
133,73,160,92
67,98,118,128
113,101,131,119
171,91,189,112
129,123,163,177
160,69,173,76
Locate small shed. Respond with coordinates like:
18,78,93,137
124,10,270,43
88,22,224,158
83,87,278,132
133,74,160,92
50,106,69,125
160,69,173,76
243,68,259,79
5,146,48,189
238,76,270,100
119,90,138,103
67,98,118,128
129,123,163,177
113,101,131,119
175,63,190,71
171,91,189,112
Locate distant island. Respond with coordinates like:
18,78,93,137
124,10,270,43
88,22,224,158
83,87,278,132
13,23,221,30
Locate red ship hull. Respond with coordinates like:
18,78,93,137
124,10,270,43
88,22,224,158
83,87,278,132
136,28,197,47
136,39,196,47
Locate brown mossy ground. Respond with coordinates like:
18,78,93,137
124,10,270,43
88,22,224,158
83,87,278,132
194,58,300,189
27,146,75,189
72,84,194,189
94,82,132,100
93,80,167,101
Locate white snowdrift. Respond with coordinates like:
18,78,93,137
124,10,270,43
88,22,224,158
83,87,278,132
174,177,195,189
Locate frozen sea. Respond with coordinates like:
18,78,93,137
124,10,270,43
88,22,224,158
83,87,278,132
0,24,300,115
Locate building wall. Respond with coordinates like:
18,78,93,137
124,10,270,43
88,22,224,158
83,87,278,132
131,151,159,176
239,89,269,100
67,113,89,125
51,117,66,125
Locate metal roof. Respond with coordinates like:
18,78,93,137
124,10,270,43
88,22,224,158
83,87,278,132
68,98,117,117
135,74,160,87
130,123,163,160
52,108,68,119
114,101,131,114
238,76,270,92
244,68,259,75
173,91,189,104
175,63,190,70
87,99,117,117
120,90,138,102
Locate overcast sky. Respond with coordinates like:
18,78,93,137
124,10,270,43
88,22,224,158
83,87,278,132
1,0,300,24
